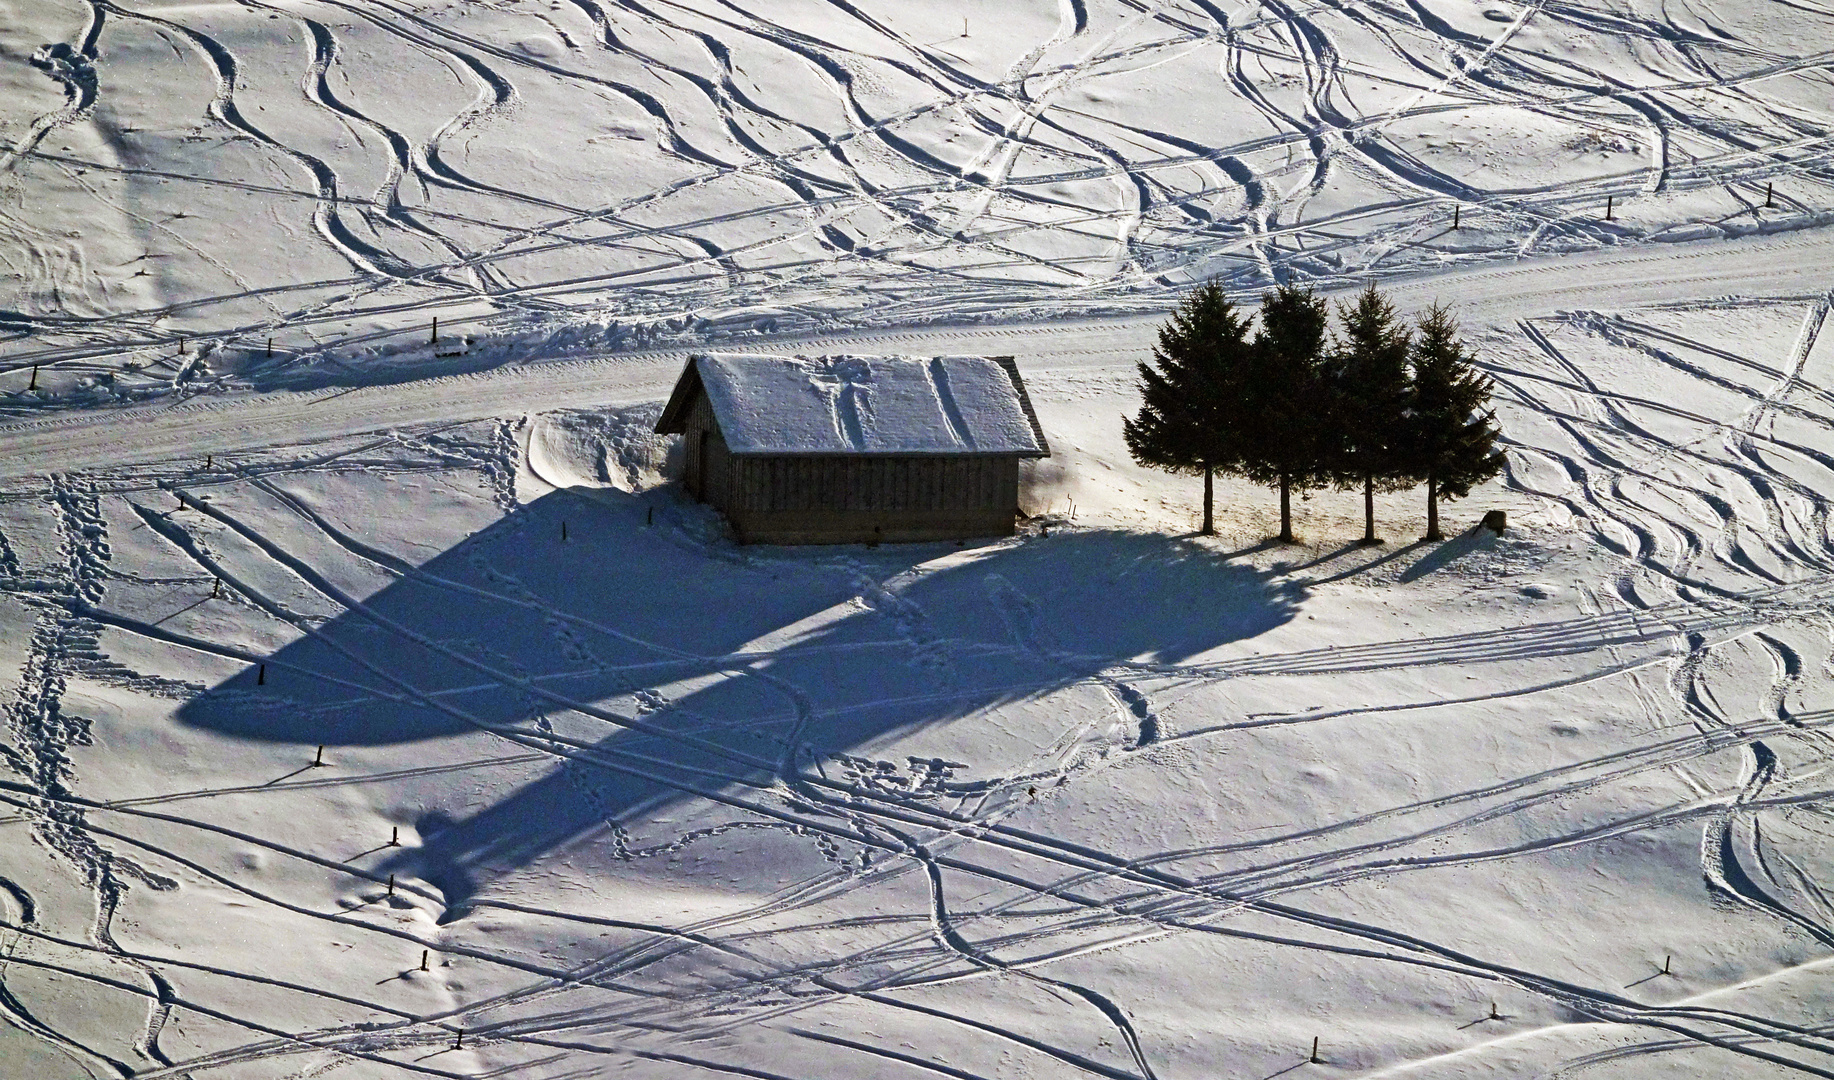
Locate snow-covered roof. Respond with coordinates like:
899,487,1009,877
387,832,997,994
657,354,1049,457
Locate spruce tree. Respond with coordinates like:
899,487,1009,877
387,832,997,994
1407,303,1504,540
1244,285,1331,543
1328,284,1414,545
1124,283,1254,535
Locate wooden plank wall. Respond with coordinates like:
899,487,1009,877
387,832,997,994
682,394,726,500
726,454,1018,513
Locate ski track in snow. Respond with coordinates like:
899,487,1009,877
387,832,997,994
0,0,1832,392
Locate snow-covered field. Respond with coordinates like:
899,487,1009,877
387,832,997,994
4,1,1834,1078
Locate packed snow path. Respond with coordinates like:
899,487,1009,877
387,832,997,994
1,224,1832,479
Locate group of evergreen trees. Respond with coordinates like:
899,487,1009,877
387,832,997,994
1125,282,1504,544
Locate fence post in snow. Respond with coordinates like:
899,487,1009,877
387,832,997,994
28,365,37,390
420,949,430,971
257,663,265,685
1766,182,1775,208
1606,195,1613,220
313,745,325,767
431,316,439,345
1452,204,1459,229
1310,1036,1321,1064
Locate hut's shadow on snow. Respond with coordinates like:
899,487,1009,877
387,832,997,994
175,489,1302,919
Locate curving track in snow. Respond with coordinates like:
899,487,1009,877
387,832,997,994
0,0,1829,401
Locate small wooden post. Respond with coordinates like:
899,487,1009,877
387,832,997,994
1489,1001,1501,1020
211,577,221,599
454,1027,464,1050
28,365,38,390
1766,182,1775,208
386,873,395,897
962,16,968,35
178,337,186,355
420,949,430,972
431,316,439,345
204,454,212,469
257,663,266,685
389,826,399,846
312,744,324,767
265,337,273,358
1663,954,1671,975
1606,195,1614,220
1452,204,1459,229
1310,1036,1321,1064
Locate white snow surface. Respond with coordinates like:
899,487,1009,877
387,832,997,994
2,2,1834,1079
693,353,1045,455
1,0,1832,400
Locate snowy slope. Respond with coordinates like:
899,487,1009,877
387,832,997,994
3,2,1834,1080
1,0,1832,405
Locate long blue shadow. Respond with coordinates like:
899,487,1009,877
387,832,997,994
175,489,1301,918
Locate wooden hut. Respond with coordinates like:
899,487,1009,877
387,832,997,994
655,353,1050,544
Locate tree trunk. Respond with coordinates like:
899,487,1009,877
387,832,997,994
1424,473,1442,541
1362,473,1379,545
1201,463,1214,535
1279,473,1293,543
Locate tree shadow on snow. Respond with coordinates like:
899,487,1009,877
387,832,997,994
1397,528,1494,583
174,489,1303,919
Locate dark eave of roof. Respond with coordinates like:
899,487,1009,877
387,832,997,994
653,357,704,435
989,355,1051,458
